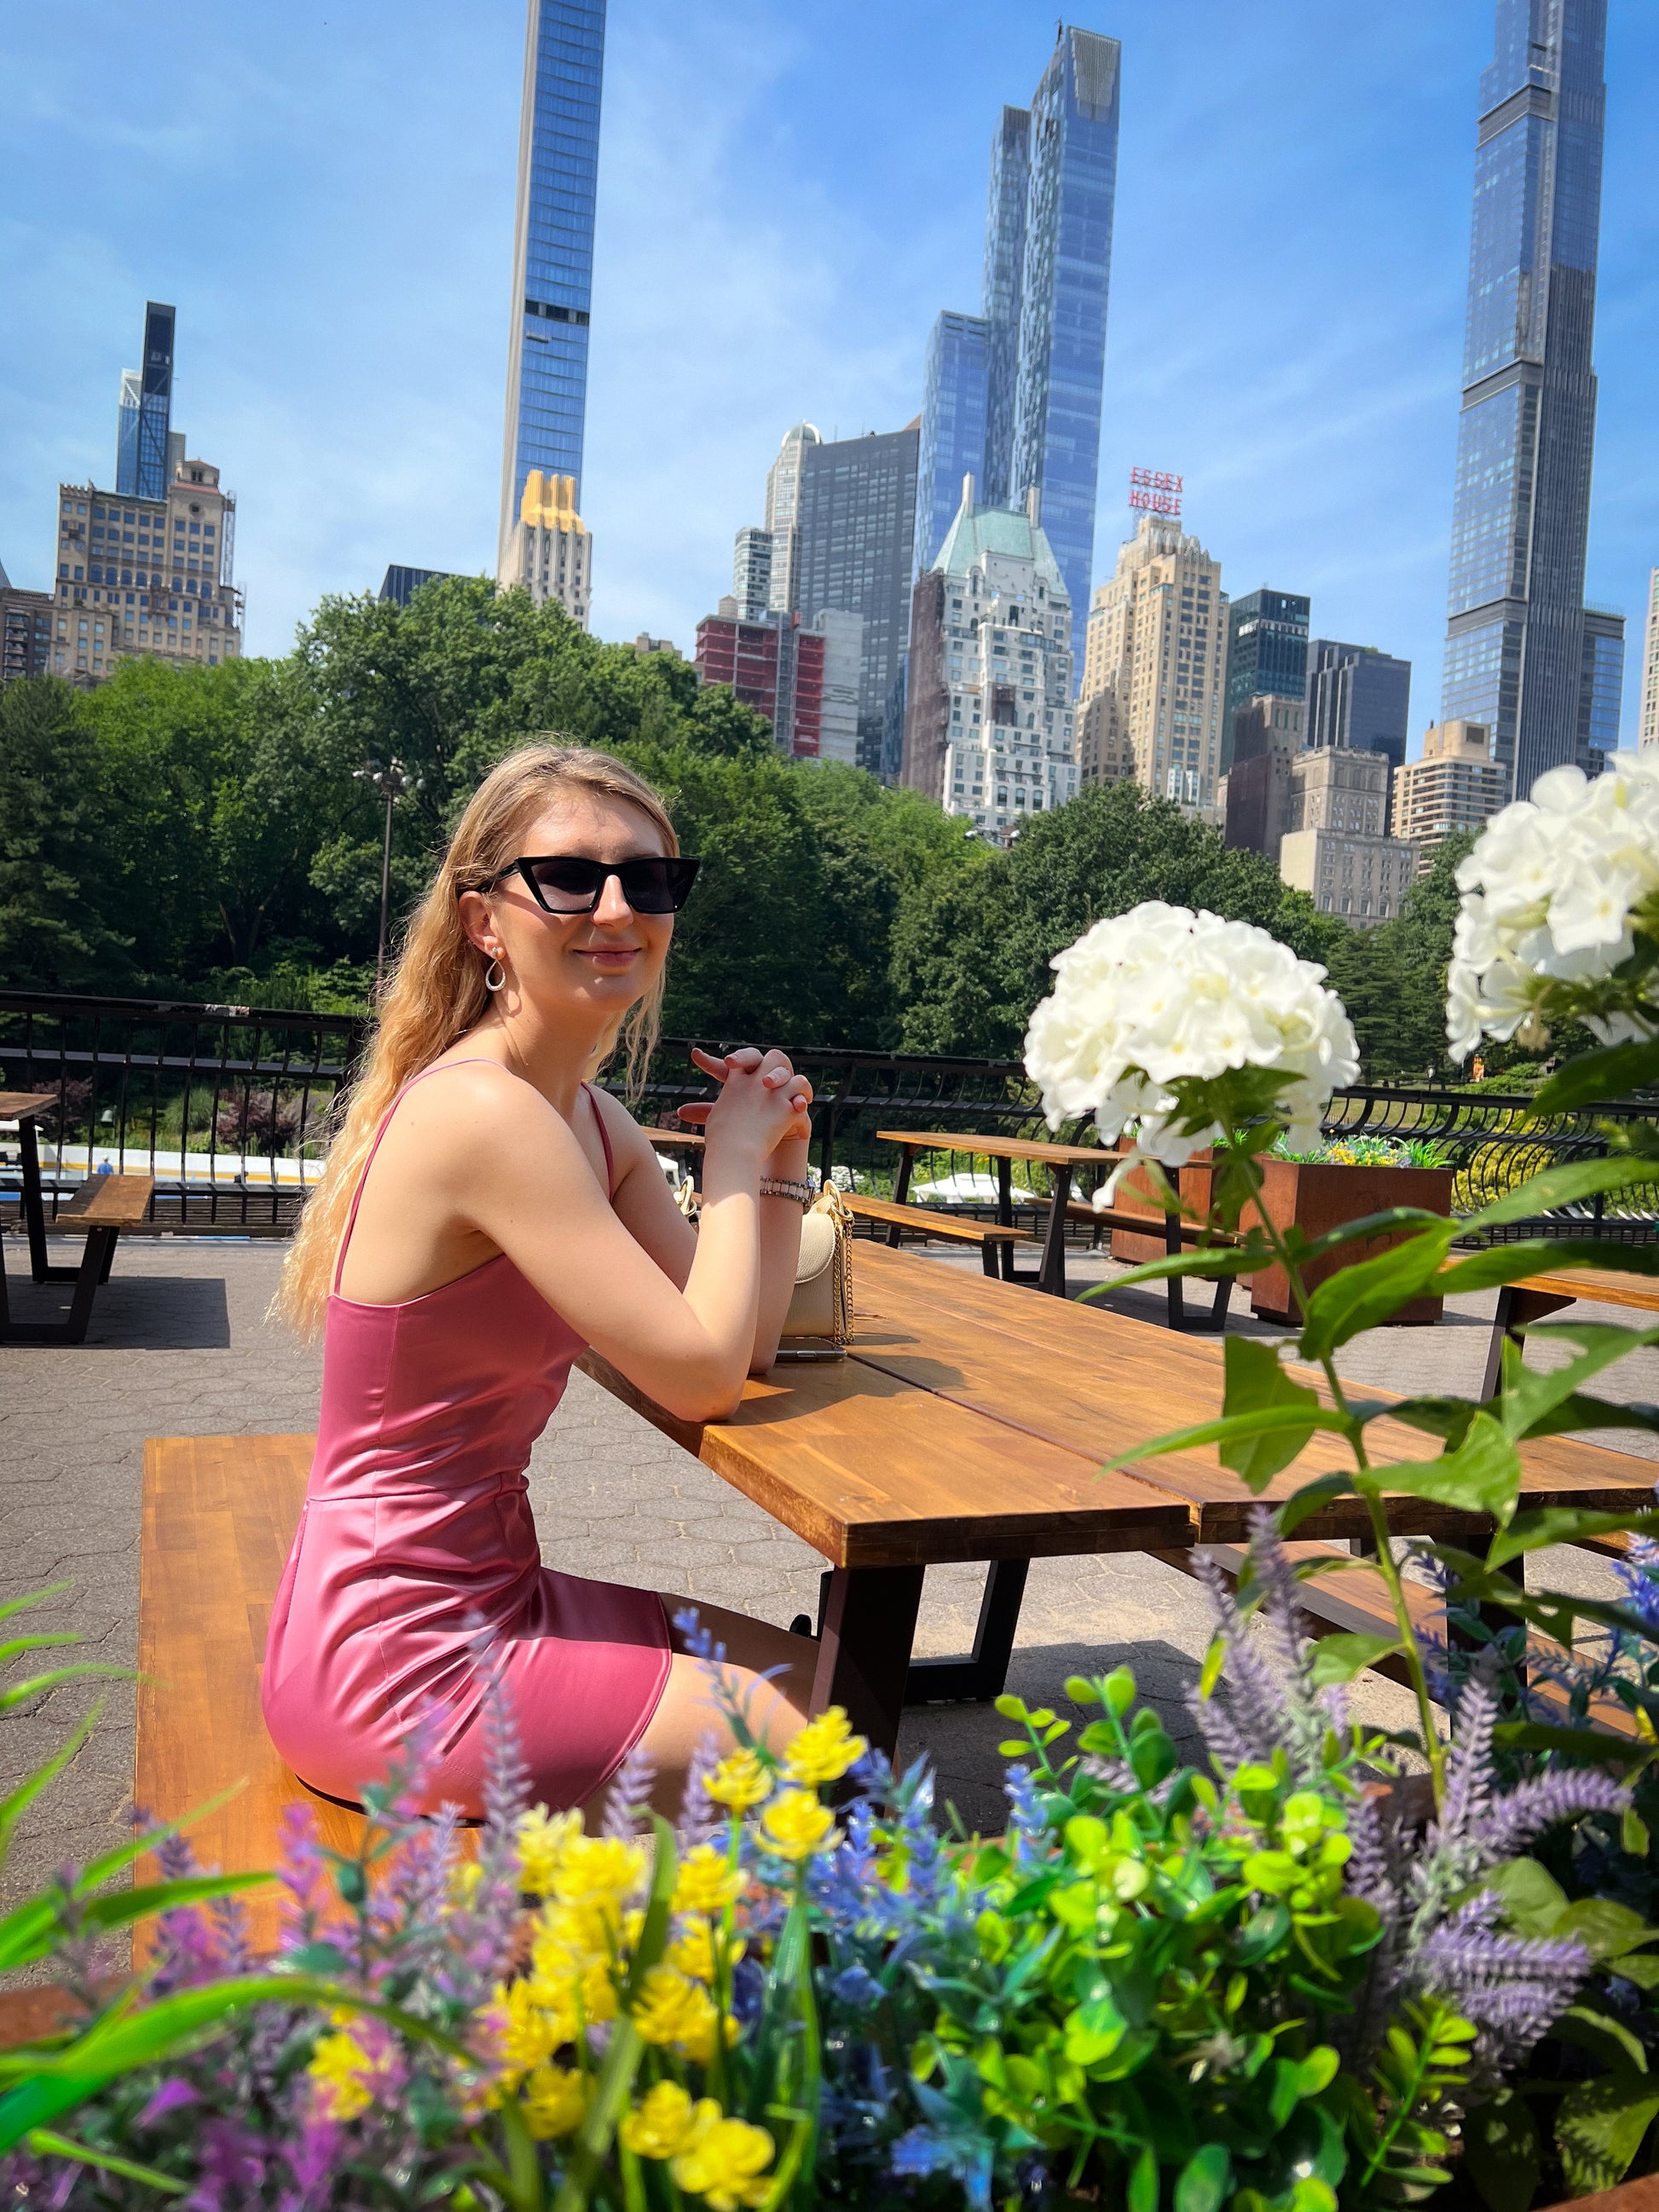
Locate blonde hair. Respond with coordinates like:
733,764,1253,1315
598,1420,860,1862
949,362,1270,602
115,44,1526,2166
275,742,679,1337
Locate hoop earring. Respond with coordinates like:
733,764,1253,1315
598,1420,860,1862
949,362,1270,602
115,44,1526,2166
484,956,506,993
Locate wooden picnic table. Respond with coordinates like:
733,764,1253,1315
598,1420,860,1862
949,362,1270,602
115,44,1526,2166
1481,1262,1659,1395
878,1128,1119,1296
1,1089,155,1343
585,1242,1659,1756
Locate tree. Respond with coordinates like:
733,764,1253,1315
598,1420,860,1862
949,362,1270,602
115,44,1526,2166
0,677,128,990
893,781,1340,1058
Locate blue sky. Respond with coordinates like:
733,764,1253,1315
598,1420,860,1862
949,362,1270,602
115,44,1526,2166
2,1,1655,751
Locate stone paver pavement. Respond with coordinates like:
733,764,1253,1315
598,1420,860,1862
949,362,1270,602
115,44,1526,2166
3,1228,1653,1932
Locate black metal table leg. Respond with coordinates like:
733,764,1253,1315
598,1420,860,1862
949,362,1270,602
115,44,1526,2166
0,1224,117,1345
811,1565,927,1759
1165,1206,1186,1330
887,1147,914,1247
1038,1169,1072,1297
997,1157,1015,1279
906,1558,1031,1704
20,1120,53,1283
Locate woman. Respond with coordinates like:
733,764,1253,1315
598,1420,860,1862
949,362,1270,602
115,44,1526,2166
265,743,817,1820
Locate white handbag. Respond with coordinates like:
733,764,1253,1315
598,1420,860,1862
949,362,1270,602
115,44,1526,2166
673,1176,853,1359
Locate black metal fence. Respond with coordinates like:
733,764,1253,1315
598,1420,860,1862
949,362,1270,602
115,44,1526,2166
4,988,1656,1244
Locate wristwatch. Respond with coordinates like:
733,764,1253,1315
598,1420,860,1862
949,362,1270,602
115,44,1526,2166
759,1176,813,1208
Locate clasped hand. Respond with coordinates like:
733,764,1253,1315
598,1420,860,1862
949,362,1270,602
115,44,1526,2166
677,1045,812,1160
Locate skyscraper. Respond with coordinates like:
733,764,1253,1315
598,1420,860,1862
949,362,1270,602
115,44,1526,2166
1304,640,1413,771
1223,589,1309,767
915,312,989,580
916,29,1119,671
1641,569,1659,750
115,303,176,502
498,0,605,577
790,424,920,773
762,423,821,613
1441,0,1610,796
1081,515,1228,814
732,528,773,621
1577,606,1624,768
500,470,592,627
901,484,1076,844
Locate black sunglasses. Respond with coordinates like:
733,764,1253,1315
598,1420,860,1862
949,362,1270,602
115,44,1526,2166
476,854,700,915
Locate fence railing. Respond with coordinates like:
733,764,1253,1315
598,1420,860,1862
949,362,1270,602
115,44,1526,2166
3,988,1656,1245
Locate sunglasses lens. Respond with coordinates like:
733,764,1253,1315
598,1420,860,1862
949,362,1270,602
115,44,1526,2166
525,859,604,911
623,859,697,912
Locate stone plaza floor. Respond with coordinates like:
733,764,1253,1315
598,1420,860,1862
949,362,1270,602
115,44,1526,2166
3,1227,1654,1938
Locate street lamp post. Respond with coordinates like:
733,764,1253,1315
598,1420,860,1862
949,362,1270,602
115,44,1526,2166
354,757,417,995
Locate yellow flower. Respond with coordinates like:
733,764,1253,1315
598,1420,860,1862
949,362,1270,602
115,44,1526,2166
621,2080,702,2160
515,1805,581,1897
449,1859,485,1909
307,2029,380,2123
705,1747,772,1810
672,2113,777,2210
781,1707,867,1788
552,1834,647,1909
673,1842,749,1915
519,2062,592,2141
630,1963,726,2064
757,1788,839,1863
483,1978,566,2078
668,1918,744,1984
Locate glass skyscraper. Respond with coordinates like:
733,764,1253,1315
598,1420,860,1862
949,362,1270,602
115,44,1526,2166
915,312,989,580
1304,640,1413,772
498,0,605,573
915,28,1119,675
115,303,176,502
792,426,921,775
1441,0,1610,796
1222,589,1309,768
1007,30,1119,670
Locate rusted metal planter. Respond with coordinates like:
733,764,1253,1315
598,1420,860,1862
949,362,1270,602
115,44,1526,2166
1245,1158,1454,1325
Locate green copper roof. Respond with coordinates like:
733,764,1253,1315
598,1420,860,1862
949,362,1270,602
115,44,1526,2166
932,497,1068,598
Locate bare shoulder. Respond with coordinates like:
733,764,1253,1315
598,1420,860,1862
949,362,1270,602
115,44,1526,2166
384,1059,568,1156
587,1083,658,1169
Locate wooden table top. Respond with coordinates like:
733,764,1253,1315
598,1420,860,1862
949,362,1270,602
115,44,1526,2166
877,1128,1117,1170
0,1091,58,1123
643,1126,705,1147
844,1246,1659,1540
1508,1265,1659,1314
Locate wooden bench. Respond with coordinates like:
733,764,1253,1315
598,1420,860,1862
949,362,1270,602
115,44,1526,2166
136,1435,365,1957
842,1189,1039,1278
0,1170,155,1344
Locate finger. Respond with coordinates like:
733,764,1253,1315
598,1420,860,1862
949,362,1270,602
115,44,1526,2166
688,1047,731,1082
674,1102,713,1126
725,1045,762,1069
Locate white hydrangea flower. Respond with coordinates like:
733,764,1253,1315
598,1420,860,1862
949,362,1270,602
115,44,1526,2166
1446,753,1659,1058
1023,903,1360,1194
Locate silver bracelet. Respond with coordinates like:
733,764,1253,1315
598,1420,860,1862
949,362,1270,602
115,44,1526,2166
759,1176,812,1208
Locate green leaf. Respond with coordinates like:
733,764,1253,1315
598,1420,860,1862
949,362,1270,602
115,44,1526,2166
1552,1898,1659,1963
1364,1396,1477,1445
1080,1243,1263,1298
1463,1157,1659,1233
1298,1226,1458,1360
1625,1805,1651,1858
1463,2089,1540,2212
1435,1241,1659,1298
1220,1337,1321,1490
1101,1403,1351,1479
1309,1633,1402,1688
1372,1412,1522,1523
1275,1470,1358,1538
1483,1857,1569,1938
1488,1505,1659,1573
1295,1208,1455,1263
23,2128,187,2196
1535,1037,1659,1112
1128,2142,1159,2212
1557,2071,1659,2196
0,1710,101,1867
1494,1323,1659,1441
1175,2144,1233,2212
1555,2005,1650,2076
1492,1721,1652,1767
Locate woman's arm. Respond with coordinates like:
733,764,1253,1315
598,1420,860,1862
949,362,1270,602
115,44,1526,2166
384,1060,807,1422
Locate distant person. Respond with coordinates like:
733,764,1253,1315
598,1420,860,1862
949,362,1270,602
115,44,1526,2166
266,745,814,1818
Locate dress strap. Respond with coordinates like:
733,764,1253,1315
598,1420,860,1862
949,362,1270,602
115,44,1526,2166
585,1083,616,1198
332,1059,506,1296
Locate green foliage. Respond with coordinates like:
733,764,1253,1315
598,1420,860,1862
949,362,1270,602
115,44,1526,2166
0,676,128,988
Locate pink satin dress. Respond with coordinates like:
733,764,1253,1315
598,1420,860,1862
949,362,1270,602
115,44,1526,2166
262,1065,672,1816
